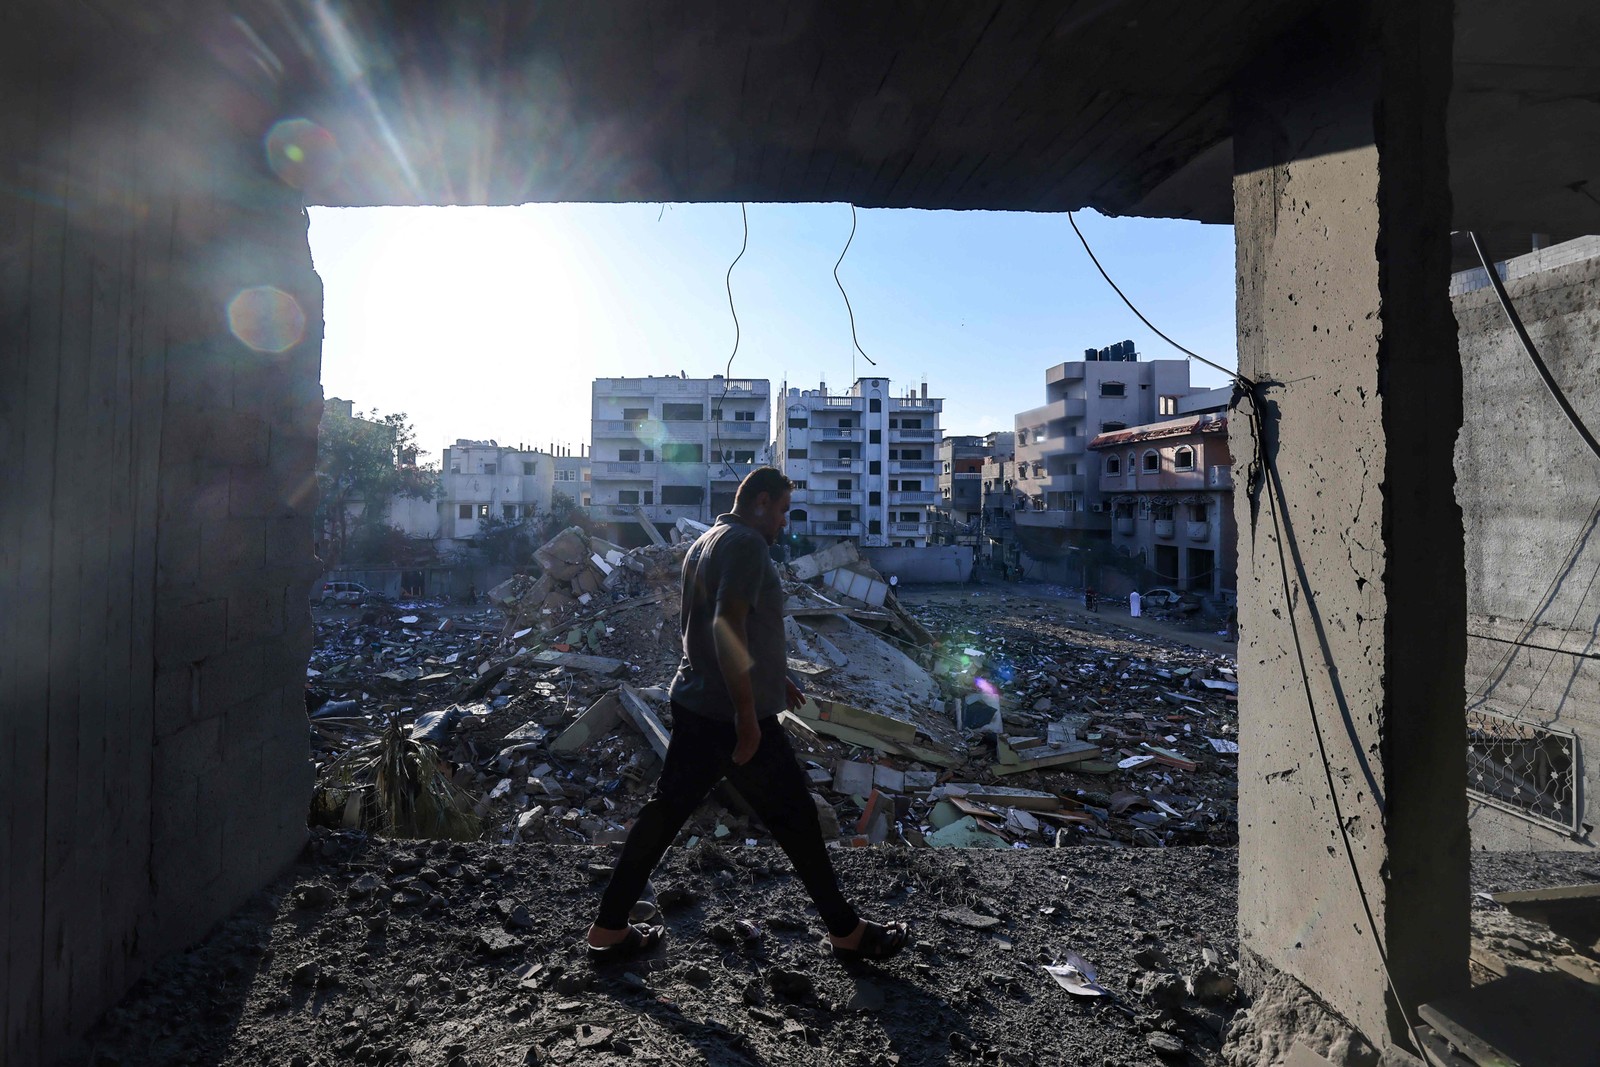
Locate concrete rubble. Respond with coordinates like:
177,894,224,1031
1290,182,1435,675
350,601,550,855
307,525,1242,851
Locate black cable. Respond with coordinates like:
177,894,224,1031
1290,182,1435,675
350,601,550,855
714,204,749,481
1067,211,1253,389
833,203,877,380
1468,232,1600,461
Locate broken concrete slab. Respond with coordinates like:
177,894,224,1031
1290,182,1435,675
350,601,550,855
789,540,861,583
529,649,626,676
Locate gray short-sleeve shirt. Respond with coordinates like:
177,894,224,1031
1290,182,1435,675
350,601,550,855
668,514,787,721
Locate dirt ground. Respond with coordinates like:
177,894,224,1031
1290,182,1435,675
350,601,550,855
78,837,1597,1067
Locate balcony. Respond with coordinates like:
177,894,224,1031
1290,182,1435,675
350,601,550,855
1046,362,1086,385
810,458,862,473
889,460,936,474
1186,520,1211,542
820,396,863,409
813,427,862,441
895,397,941,410
714,379,766,397
710,462,759,482
891,491,938,505
1115,516,1135,535
593,419,650,438
593,460,646,476
891,521,925,535
1154,519,1176,539
1208,465,1233,489
814,489,863,503
1013,509,1112,532
893,427,938,441
712,420,766,436
813,521,862,536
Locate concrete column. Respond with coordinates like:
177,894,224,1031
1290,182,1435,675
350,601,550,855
1230,2,1467,1056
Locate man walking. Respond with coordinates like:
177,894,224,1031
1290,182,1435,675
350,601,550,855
586,467,910,963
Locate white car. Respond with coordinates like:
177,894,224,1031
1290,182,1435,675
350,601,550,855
320,580,372,604
1142,587,1187,608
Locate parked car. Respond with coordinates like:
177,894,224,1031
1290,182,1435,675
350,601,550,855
319,580,372,604
1142,587,1184,607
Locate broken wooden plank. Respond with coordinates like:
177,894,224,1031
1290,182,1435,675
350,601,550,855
794,695,918,743
991,739,1102,776
792,712,960,768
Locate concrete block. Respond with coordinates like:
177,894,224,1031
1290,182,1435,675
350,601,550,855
153,664,200,738
160,405,269,469
152,715,219,793
225,583,283,646
228,468,294,519
159,461,232,525
199,517,265,580
197,644,267,715
156,520,202,588
154,597,228,666
221,691,282,764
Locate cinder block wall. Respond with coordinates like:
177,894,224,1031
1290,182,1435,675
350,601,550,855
1,33,319,1064
1455,239,1600,851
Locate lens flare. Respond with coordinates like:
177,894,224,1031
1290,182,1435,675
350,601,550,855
227,286,306,353
974,677,999,698
265,118,341,191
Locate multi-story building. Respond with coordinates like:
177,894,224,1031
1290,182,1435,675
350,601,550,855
431,440,556,550
589,376,770,544
978,434,1017,567
1089,413,1235,599
936,435,989,531
552,446,591,508
776,378,943,548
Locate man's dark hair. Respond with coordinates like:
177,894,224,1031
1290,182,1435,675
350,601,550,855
734,466,793,511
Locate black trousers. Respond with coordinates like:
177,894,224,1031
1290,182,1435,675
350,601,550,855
596,703,860,937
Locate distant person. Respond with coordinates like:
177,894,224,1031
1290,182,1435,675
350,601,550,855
1084,586,1098,612
466,584,477,606
1129,590,1142,618
586,467,909,964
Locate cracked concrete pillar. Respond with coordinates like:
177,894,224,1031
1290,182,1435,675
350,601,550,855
1229,2,1467,1057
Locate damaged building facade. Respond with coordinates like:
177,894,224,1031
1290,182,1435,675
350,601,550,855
5,1,1598,1063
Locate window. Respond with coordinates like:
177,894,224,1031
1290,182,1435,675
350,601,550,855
869,491,882,505
1065,462,1078,476
943,461,952,474
618,448,640,462
1142,451,1160,473
836,478,850,491
836,510,851,522
1101,421,1126,433
735,410,755,421
899,512,920,522
838,417,853,429
790,509,808,522
869,519,882,534
661,443,703,463
661,485,704,505
903,449,922,460
902,418,922,429
733,450,755,463
618,490,640,504
1159,395,1179,416
661,403,704,421
788,448,807,460
502,504,518,520
450,464,460,474
482,462,496,475
889,419,899,429
869,461,882,475
869,398,882,412
790,479,807,490
1100,381,1126,397
1105,455,1121,475
710,408,722,421
1151,502,1175,521
901,479,922,491
1189,502,1209,522
1173,447,1195,470
888,450,899,460
1468,711,1579,831
644,490,654,504
477,504,489,519
523,461,536,475
458,504,472,520
869,429,881,443
789,416,809,429
622,407,648,422
888,480,899,491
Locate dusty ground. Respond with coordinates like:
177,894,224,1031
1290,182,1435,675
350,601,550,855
84,835,1240,1067
78,838,1597,1067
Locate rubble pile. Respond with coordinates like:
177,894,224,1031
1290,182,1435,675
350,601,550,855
306,524,1241,852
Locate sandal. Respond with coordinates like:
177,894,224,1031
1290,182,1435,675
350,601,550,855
586,922,666,962
830,920,910,963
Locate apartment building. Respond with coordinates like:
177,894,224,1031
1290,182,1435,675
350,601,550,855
552,446,591,507
1089,413,1235,599
776,378,943,548
1012,344,1193,535
589,375,771,544
432,440,556,548
937,435,989,526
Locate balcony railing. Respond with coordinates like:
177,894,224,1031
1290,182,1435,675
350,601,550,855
1115,516,1135,535
890,491,938,505
710,463,759,482
712,421,764,435
594,461,646,475
816,489,863,503
893,428,938,440
593,419,650,437
814,521,862,535
889,460,936,474
1154,519,1176,539
821,397,862,408
810,458,862,473
1186,520,1211,542
891,522,925,534
814,427,862,440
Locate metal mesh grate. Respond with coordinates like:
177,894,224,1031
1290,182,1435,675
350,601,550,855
1466,710,1579,832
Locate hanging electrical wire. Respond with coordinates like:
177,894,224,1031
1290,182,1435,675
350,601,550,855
1067,211,1251,388
712,204,750,482
834,203,877,382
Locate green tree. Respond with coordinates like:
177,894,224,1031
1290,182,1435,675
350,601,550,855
316,406,439,566
537,490,591,542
